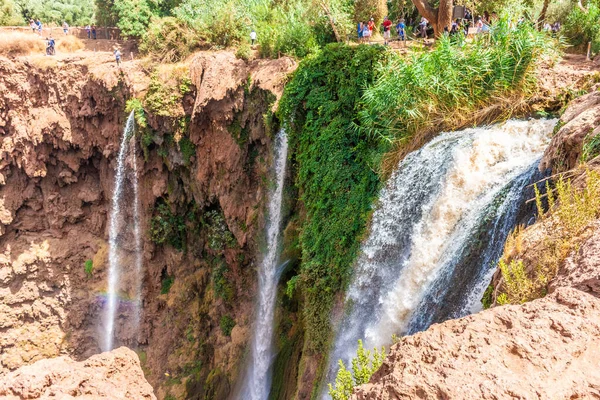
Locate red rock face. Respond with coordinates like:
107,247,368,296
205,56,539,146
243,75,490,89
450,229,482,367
0,52,296,398
0,347,156,399
352,287,600,400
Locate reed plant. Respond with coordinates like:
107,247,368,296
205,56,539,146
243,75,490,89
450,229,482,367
357,17,558,175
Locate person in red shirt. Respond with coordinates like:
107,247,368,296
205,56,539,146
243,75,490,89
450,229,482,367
382,16,392,45
367,18,375,43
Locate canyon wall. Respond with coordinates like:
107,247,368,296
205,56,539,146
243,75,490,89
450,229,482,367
0,52,295,399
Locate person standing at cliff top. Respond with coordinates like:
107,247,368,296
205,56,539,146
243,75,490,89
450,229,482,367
85,25,91,38
91,25,97,40
114,49,122,66
382,16,392,45
250,29,257,45
36,19,42,36
62,21,69,35
29,19,36,33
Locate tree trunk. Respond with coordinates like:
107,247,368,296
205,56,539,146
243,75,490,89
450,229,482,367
577,0,588,12
411,0,453,37
318,0,341,42
538,0,550,28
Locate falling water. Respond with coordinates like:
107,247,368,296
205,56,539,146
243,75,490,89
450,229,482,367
103,111,138,352
131,133,144,337
326,119,555,386
242,129,289,400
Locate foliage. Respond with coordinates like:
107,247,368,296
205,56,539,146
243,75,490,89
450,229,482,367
150,199,187,250
563,1,600,54
212,257,234,301
497,169,600,305
285,275,299,298
219,315,236,336
139,16,201,62
144,67,190,117
14,0,95,25
0,0,23,25
84,259,93,277
205,210,236,253
126,98,147,128
178,136,195,165
328,340,385,400
353,0,387,27
358,16,557,166
112,0,154,38
161,274,175,294
279,43,389,351
582,132,600,162
235,41,252,60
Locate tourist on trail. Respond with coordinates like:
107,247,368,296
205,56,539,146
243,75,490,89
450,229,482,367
29,19,36,33
450,19,460,35
114,49,121,66
396,18,406,44
85,25,91,38
36,20,42,36
62,21,69,35
46,36,55,55
250,29,257,45
357,21,363,42
419,17,428,38
91,25,97,40
362,22,371,43
382,16,392,45
367,18,375,40
552,21,561,35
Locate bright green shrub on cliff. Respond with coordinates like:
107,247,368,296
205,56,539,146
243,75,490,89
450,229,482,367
279,43,389,351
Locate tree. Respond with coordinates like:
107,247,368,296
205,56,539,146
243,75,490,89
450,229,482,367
411,0,453,37
0,0,24,25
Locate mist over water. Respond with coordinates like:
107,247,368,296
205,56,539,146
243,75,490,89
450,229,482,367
325,119,555,391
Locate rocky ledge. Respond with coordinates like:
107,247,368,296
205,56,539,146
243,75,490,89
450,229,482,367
0,347,156,399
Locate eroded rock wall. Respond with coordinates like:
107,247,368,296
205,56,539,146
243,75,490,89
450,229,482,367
0,52,295,399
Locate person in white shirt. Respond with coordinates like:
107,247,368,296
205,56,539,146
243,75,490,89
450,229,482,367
250,30,257,45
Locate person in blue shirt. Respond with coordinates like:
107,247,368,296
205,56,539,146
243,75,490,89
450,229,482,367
396,18,406,44
46,36,55,55
357,21,363,42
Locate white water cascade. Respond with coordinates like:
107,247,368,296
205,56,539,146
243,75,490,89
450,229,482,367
242,129,289,400
103,111,143,351
326,119,555,386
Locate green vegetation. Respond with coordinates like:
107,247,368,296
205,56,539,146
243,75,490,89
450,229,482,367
358,18,556,172
2,0,94,25
212,257,234,301
563,1,600,54
279,43,389,351
161,274,175,294
219,315,236,336
582,133,600,162
497,169,600,305
150,200,188,250
205,210,236,253
328,340,385,400
84,259,93,277
125,98,147,128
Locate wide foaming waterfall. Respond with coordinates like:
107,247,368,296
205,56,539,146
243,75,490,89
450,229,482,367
326,119,555,387
103,111,143,352
241,129,289,400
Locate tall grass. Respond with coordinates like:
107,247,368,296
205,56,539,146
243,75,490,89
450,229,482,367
496,169,600,305
0,32,44,56
357,17,558,174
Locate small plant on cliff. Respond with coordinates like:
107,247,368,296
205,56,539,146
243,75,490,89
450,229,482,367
581,133,600,162
496,169,600,305
125,98,147,129
161,275,175,294
219,315,236,336
84,259,94,278
328,340,386,400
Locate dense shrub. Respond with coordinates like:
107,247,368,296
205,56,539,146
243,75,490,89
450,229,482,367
279,43,389,351
563,2,600,54
140,16,201,62
0,0,23,25
219,315,236,336
113,0,154,38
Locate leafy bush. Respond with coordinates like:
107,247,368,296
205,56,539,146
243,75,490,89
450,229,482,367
496,169,600,305
205,210,236,253
161,274,175,294
139,16,201,62
0,0,23,25
125,98,147,128
279,43,389,351
16,0,95,25
219,315,236,336
150,200,187,250
84,259,93,277
113,0,154,38
212,257,234,301
563,1,600,54
328,340,385,400
582,132,600,162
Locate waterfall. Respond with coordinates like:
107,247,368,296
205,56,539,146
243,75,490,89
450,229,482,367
131,135,143,337
103,111,142,352
242,129,289,400
326,119,555,386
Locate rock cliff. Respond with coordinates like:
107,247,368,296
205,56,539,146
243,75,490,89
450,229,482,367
0,347,156,399
0,52,295,399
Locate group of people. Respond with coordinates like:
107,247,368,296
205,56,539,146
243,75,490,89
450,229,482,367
357,17,406,45
85,25,98,39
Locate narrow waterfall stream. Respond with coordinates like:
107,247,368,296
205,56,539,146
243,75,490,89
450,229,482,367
103,111,143,351
242,129,289,400
131,135,144,338
326,119,555,387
